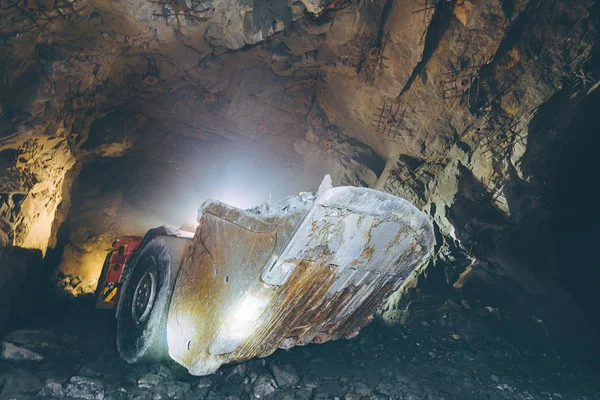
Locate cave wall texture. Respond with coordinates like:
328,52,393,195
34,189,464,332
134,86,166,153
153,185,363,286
0,0,599,335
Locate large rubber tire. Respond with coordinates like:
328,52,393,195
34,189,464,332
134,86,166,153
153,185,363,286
116,236,188,364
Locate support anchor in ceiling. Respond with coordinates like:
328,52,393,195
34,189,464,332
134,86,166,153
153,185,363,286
372,102,405,140
441,62,484,107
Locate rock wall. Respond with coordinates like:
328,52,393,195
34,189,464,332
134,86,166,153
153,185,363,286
0,0,599,336
0,0,376,327
375,0,599,330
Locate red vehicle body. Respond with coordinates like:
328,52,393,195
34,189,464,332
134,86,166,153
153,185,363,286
95,226,195,310
95,236,143,309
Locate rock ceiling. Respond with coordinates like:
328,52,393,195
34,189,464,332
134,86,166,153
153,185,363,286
0,0,599,329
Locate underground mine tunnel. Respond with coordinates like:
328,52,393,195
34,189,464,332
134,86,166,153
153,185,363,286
1,0,600,398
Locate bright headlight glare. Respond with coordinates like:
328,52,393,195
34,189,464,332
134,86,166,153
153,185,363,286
209,293,272,355
230,294,270,323
220,320,254,341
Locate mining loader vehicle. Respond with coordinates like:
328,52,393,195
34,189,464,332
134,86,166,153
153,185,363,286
95,176,434,376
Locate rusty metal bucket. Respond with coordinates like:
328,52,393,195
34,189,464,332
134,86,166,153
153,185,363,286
166,176,434,375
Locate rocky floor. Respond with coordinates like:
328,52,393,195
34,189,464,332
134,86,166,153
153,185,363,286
1,302,599,400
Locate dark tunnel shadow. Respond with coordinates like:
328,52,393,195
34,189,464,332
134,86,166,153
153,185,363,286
516,86,600,334
549,91,600,333
0,246,45,335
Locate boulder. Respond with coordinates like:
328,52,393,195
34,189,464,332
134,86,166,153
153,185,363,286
268,363,300,389
1,342,44,361
137,373,163,389
0,369,44,397
283,26,326,55
252,374,278,398
38,379,66,397
65,376,105,400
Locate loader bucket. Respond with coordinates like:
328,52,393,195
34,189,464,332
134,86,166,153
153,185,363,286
166,176,434,375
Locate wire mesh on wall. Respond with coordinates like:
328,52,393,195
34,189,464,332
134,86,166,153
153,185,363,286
0,0,83,33
354,32,391,82
478,113,525,159
441,64,483,106
146,0,212,28
372,102,405,139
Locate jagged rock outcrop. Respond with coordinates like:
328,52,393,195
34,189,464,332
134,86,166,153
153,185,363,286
375,0,599,327
0,0,599,337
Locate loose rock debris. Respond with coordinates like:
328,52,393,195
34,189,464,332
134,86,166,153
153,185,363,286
0,307,598,400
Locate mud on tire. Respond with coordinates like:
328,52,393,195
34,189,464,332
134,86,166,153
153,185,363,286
116,236,188,364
